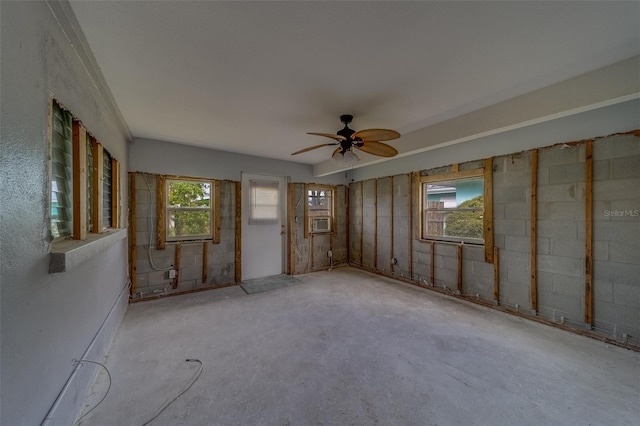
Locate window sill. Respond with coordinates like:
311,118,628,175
49,228,127,273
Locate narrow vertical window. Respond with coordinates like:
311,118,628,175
102,150,112,228
86,136,94,232
50,101,73,238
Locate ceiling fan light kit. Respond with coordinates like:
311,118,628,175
292,114,400,161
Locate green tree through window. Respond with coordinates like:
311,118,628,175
445,195,484,239
167,180,212,239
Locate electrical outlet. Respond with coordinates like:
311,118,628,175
169,269,176,279
327,250,332,258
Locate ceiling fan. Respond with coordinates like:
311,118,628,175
291,115,400,162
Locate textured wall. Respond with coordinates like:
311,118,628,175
0,2,130,424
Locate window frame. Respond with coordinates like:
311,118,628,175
419,167,492,250
305,185,336,236
165,178,214,242
49,99,121,242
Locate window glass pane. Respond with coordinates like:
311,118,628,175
103,150,112,228
168,210,211,238
308,188,333,233
168,181,211,208
249,180,279,224
167,180,212,240
424,177,484,241
51,102,73,238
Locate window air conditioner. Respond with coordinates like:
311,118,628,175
312,217,330,232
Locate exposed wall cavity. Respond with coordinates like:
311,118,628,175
130,173,237,299
349,132,639,347
290,183,348,274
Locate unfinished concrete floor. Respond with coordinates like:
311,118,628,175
78,267,639,425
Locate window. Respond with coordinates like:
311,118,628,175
307,186,334,234
50,102,74,238
249,180,279,224
166,179,212,240
103,150,113,228
421,168,487,244
49,99,120,241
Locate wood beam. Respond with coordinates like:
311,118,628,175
235,181,242,283
129,172,137,295
457,244,463,293
202,242,208,284
173,242,181,289
430,241,435,285
493,246,500,304
530,149,538,312
92,142,104,233
585,140,594,326
484,158,494,263
72,122,87,239
213,180,221,244
287,183,295,274
156,175,166,249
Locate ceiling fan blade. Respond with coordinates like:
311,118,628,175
332,147,342,158
352,128,400,142
291,142,338,155
307,132,347,141
355,140,398,157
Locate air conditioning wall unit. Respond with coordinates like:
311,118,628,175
312,217,331,233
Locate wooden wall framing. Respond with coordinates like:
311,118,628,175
530,149,538,312
584,140,594,325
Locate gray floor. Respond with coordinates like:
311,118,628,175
79,267,639,426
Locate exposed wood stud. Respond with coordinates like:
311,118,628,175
409,173,414,279
92,142,104,233
585,140,594,325
287,183,295,274
530,149,538,312
451,163,459,172
310,233,315,271
360,180,364,266
303,183,309,239
156,175,166,250
345,185,350,263
213,180,221,244
72,122,87,240
493,246,500,304
457,244,463,293
235,181,242,283
111,158,120,228
414,171,422,241
483,158,494,263
129,172,137,295
390,176,394,273
430,241,435,285
373,179,378,270
173,242,182,289
202,242,208,284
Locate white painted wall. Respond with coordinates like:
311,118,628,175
352,99,640,181
0,2,130,424
130,137,349,185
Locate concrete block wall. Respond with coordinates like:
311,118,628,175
348,132,639,345
132,173,237,298
493,152,533,310
291,183,348,274
592,134,640,338
377,177,393,274
537,144,586,324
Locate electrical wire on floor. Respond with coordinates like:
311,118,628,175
72,359,112,426
141,359,204,426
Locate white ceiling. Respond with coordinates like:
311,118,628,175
69,1,640,170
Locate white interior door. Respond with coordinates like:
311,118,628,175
241,173,287,280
